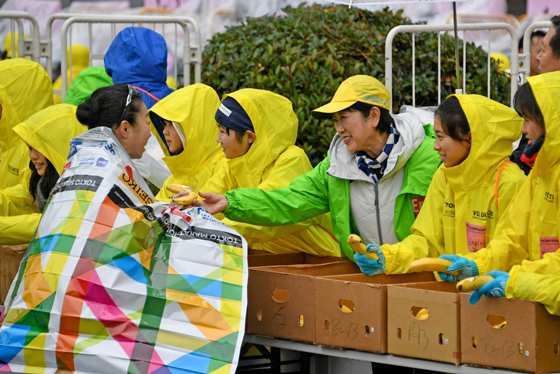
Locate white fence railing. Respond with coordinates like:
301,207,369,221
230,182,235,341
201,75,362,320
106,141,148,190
385,22,519,112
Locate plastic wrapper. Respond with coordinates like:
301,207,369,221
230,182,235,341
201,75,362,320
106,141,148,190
0,127,248,374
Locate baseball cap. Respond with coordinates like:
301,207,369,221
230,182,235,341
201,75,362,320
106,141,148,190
312,75,391,119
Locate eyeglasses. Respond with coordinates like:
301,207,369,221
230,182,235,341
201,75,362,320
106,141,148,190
115,85,135,129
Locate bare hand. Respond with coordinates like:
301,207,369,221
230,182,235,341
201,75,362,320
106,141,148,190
193,192,229,214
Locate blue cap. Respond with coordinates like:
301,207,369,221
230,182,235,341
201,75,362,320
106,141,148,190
215,97,254,133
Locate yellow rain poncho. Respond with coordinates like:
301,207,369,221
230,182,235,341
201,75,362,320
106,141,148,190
381,94,525,274
3,32,27,58
53,45,90,104
201,89,340,256
0,104,86,244
472,71,560,276
149,84,223,202
0,59,53,189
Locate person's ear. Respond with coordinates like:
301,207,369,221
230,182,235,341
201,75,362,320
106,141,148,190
246,130,256,145
369,106,381,128
117,120,131,138
463,131,472,144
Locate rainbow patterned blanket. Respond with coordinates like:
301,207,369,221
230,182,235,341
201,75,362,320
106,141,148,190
0,127,248,374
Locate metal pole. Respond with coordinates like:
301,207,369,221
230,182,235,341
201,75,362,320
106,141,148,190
453,2,461,93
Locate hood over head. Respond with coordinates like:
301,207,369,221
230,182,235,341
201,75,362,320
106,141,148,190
220,89,298,186
527,71,560,178
441,94,522,189
0,59,53,151
63,67,113,107
149,84,221,176
12,104,87,175
104,27,173,109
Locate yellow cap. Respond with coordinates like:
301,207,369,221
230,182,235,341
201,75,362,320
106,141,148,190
312,75,390,119
3,32,28,58
490,52,511,72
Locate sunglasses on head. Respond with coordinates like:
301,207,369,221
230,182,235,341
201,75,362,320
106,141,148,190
115,85,136,129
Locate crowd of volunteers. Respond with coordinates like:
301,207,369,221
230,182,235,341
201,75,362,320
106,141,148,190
1,14,560,324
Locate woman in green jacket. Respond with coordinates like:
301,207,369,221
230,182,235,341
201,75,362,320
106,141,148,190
189,75,441,260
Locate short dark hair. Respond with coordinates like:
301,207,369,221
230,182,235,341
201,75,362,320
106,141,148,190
518,29,547,51
435,96,471,141
224,127,247,143
346,101,394,135
513,81,545,131
28,158,59,208
77,84,144,130
551,15,560,59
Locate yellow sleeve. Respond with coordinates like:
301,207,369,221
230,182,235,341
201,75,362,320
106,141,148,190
470,178,533,275
382,168,446,274
219,148,320,245
507,260,560,316
0,183,38,217
199,159,234,195
0,213,41,245
156,177,174,203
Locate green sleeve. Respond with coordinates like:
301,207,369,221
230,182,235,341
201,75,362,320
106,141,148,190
224,157,331,226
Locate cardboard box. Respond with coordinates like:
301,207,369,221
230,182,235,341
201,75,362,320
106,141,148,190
1,245,27,304
248,252,345,268
460,294,560,373
315,272,436,353
247,261,360,343
387,281,461,365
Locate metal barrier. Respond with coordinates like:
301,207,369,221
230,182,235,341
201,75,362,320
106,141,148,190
0,11,41,61
54,14,201,99
385,22,518,112
519,21,552,84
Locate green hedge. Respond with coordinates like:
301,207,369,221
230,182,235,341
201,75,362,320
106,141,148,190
202,4,510,166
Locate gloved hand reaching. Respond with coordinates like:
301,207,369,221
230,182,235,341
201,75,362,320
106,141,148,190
437,254,479,282
468,270,509,305
354,243,385,276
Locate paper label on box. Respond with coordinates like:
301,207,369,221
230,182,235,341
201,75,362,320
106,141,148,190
540,236,559,258
466,222,486,252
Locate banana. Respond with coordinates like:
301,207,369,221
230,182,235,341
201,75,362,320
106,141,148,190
456,275,494,292
415,308,429,320
166,184,199,206
340,304,353,313
347,234,379,261
408,258,460,276
493,321,507,329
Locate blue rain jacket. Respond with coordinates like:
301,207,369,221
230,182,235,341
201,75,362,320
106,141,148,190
104,27,173,109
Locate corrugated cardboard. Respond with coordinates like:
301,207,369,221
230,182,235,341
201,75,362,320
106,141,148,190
460,293,560,373
247,261,360,343
388,281,461,365
315,272,436,353
248,252,345,267
1,245,27,304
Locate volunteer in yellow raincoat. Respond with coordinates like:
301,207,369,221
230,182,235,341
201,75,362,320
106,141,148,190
0,104,86,244
199,89,340,256
455,72,560,306
0,59,53,189
440,72,560,302
53,45,90,104
357,94,526,275
149,84,223,202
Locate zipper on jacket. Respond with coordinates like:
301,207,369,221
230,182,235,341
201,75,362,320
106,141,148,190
374,183,384,245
